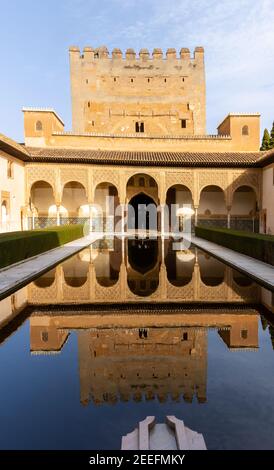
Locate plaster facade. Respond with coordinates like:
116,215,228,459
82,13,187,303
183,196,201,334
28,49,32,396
1,45,273,235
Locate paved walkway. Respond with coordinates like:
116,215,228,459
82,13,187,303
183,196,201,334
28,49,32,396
189,235,274,291
0,234,98,301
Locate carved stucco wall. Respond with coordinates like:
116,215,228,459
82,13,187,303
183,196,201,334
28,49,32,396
25,164,262,208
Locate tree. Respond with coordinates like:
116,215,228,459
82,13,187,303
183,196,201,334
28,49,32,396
270,121,274,149
260,128,270,151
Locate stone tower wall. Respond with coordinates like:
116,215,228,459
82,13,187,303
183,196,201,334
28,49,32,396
69,46,206,136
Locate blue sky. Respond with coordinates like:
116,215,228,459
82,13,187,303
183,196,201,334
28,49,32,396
0,0,273,142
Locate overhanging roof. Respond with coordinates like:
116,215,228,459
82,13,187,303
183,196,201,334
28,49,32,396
25,146,265,168
0,134,31,162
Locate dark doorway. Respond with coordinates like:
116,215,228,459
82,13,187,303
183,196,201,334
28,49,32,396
128,193,157,231
128,238,159,274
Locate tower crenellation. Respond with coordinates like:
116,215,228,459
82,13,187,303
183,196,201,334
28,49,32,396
69,46,204,63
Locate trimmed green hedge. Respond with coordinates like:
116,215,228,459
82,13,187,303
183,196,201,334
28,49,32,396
0,225,84,269
195,226,274,266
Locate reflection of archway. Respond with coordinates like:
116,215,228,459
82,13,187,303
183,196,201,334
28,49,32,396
166,185,193,232
34,268,56,288
94,182,119,232
62,181,88,221
128,193,157,231
63,254,89,287
128,238,158,274
198,252,225,286
231,186,258,232
198,185,226,228
94,238,122,287
165,238,195,286
127,238,160,297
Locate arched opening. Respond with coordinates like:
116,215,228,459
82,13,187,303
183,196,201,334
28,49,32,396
126,174,159,232
165,238,195,286
198,251,225,286
34,268,56,288
128,193,157,231
166,185,194,233
94,182,119,232
61,181,88,224
63,253,89,287
30,181,55,228
1,201,8,226
231,186,258,232
48,205,68,219
127,238,160,297
1,200,9,232
198,185,226,228
93,238,122,287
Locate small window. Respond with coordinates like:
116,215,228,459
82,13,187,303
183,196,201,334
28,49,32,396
182,332,188,341
135,122,145,133
92,121,95,126
181,119,187,129
242,125,249,136
114,77,117,82
182,77,185,82
7,161,13,179
164,78,167,83
88,102,91,108
86,79,89,84
94,52,99,59
241,329,248,339
131,78,134,83
41,332,48,343
147,78,150,83
187,103,190,110
139,177,145,187
36,120,43,131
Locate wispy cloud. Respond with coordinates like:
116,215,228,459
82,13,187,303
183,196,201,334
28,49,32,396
0,0,273,139
63,0,274,132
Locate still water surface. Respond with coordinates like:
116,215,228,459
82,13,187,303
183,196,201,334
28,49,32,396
0,237,274,450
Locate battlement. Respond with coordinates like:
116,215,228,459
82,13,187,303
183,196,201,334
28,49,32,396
69,45,204,62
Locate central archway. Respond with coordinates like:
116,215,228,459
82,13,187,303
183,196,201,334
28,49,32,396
128,193,157,231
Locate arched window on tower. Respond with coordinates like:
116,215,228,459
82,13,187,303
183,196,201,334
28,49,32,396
242,125,249,136
36,121,43,131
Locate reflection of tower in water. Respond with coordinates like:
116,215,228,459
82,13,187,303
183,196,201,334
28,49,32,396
78,327,207,406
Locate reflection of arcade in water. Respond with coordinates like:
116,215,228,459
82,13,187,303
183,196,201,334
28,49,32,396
29,306,259,406
28,237,261,304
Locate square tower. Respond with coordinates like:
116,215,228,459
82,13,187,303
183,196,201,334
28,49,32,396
69,46,206,136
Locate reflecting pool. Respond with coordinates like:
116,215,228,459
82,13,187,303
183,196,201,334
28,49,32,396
0,237,274,450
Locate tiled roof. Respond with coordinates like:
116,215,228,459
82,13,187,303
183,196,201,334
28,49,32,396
255,148,274,167
25,146,264,167
0,134,31,161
